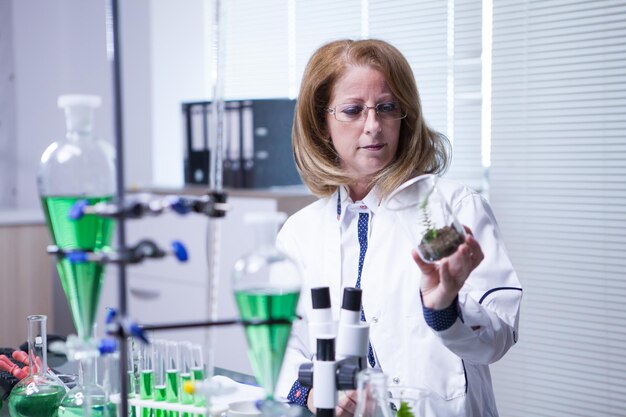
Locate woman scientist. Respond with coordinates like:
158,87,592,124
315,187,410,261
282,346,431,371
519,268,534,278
275,39,522,417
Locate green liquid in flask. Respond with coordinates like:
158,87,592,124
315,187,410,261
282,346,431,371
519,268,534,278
8,384,66,417
235,289,299,398
41,196,114,340
57,402,117,417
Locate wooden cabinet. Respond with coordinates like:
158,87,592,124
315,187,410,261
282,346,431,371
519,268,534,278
0,221,55,349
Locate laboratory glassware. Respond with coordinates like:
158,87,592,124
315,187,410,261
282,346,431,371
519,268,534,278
165,341,181,417
178,342,194,416
39,94,115,417
386,386,433,417
353,370,393,417
139,343,154,417
385,174,465,263
38,94,116,341
232,212,301,416
8,315,65,417
190,344,205,410
152,340,167,417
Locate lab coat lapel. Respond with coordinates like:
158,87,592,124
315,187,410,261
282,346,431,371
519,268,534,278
322,196,342,317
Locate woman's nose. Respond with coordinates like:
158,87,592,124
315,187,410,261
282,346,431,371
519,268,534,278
363,107,382,133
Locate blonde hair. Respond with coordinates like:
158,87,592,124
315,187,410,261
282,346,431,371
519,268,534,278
292,38,450,198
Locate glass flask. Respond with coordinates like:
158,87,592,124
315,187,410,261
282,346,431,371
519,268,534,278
38,94,116,341
353,370,393,417
386,174,466,263
386,386,434,417
232,212,301,417
8,315,65,417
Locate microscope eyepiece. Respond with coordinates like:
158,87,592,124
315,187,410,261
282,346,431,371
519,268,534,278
341,287,362,312
312,287,331,309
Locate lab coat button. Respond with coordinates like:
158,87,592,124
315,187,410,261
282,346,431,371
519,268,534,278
392,377,400,384
372,316,378,323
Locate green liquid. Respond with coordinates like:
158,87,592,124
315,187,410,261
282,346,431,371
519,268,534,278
154,385,167,401
8,385,65,417
179,373,193,405
57,402,117,417
41,195,114,340
235,289,299,397
154,385,167,417
165,370,179,402
140,370,154,399
191,368,205,407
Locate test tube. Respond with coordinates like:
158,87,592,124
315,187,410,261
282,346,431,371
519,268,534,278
165,341,180,417
190,345,205,405
128,339,138,417
153,340,167,417
139,343,155,417
179,342,194,417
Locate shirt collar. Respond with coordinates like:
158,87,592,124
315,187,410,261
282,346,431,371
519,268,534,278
336,185,382,222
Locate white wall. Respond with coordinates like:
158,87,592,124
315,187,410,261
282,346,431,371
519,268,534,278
9,0,212,210
0,0,17,209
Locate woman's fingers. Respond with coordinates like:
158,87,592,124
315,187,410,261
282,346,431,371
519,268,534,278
336,390,358,417
12,350,28,364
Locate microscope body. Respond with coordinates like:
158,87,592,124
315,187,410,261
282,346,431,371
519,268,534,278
297,287,371,417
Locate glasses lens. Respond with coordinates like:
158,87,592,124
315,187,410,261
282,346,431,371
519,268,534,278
333,102,405,122
335,104,366,122
376,102,405,120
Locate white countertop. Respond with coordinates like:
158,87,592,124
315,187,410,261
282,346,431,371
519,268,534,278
0,209,45,225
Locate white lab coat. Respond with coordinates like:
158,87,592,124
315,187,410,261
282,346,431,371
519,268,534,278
275,178,522,417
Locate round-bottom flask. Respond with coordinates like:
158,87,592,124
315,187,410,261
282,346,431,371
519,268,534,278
386,174,466,263
8,315,65,417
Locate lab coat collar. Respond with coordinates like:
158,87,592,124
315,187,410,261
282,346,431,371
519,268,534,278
336,185,382,224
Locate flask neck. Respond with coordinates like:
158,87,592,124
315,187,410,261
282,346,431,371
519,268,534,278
64,106,96,140
26,315,48,377
251,221,280,250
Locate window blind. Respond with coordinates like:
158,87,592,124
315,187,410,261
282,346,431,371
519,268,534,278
223,0,290,99
220,1,486,191
489,1,626,416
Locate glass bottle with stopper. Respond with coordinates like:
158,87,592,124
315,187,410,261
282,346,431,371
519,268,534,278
38,94,116,417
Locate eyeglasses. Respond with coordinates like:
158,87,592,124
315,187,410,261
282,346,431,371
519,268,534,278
326,102,407,123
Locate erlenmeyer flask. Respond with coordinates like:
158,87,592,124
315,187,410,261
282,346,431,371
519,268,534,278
386,174,465,263
8,315,65,417
232,212,301,416
38,94,116,341
353,369,393,417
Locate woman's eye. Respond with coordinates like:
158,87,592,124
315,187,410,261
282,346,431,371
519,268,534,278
340,105,363,115
378,102,397,113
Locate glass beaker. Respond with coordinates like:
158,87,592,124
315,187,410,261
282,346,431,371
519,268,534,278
232,212,301,417
8,315,65,417
386,174,465,263
353,369,393,417
38,94,116,342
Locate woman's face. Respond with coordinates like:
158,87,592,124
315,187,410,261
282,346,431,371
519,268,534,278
326,65,401,185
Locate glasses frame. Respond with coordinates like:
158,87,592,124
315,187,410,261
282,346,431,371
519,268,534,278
326,101,407,123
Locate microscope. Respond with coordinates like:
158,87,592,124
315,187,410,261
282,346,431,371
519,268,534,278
298,287,371,417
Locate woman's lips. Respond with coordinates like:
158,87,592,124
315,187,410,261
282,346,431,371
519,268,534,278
360,143,386,150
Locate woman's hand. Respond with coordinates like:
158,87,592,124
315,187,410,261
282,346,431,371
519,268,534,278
413,226,484,310
307,389,358,417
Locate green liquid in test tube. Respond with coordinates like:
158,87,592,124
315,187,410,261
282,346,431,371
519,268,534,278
154,385,167,417
140,370,154,417
191,368,205,407
165,370,179,417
